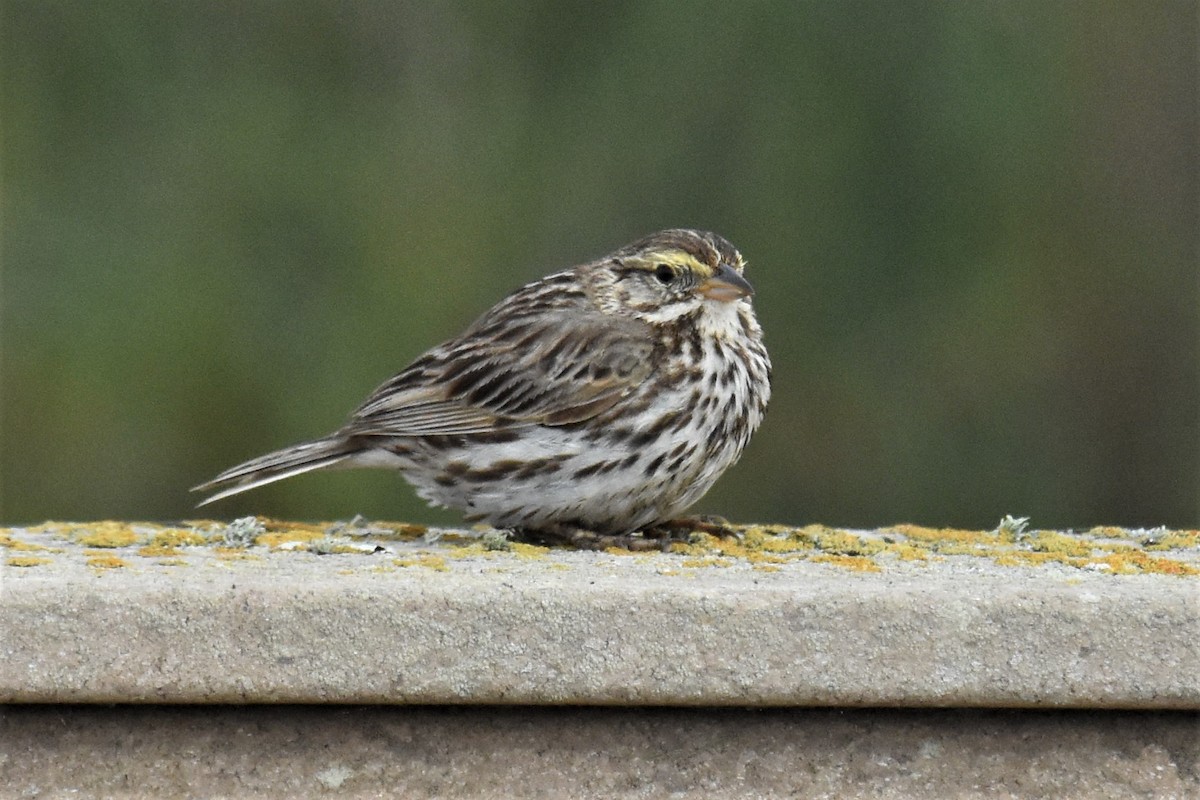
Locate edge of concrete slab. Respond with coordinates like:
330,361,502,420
5,706,1198,799
2,520,1198,708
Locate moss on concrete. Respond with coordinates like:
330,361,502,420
6,556,51,568
0,518,1196,577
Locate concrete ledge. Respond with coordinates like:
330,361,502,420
3,705,1198,798
2,520,1197,708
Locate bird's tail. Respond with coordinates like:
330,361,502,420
192,436,359,507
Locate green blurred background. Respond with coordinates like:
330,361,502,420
2,2,1196,529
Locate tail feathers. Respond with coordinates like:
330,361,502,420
192,437,359,507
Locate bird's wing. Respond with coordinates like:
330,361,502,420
345,309,654,437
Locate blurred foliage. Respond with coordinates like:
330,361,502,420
2,1,1196,528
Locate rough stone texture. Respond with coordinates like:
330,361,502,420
2,521,1198,797
2,705,1197,799
1,521,1197,708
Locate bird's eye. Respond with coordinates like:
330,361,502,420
653,264,675,284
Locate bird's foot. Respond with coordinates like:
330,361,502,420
509,516,741,551
506,525,657,551
510,525,668,552
640,515,742,544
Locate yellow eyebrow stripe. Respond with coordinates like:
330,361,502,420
632,250,714,277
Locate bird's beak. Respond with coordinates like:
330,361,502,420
698,263,755,302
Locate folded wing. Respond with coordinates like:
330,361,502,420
348,309,654,437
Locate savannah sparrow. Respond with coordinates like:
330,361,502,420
195,229,771,547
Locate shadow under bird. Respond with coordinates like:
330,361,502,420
194,229,771,547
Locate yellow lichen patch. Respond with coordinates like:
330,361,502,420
151,528,208,548
809,554,881,572
75,522,140,549
0,535,54,552
214,548,260,561
887,543,930,562
791,527,886,557
508,542,550,559
788,524,841,545
6,556,50,567
256,528,327,549
3,519,1192,577
992,551,1070,569
667,541,700,556
393,554,449,572
1088,526,1133,539
751,553,792,565
23,521,75,537
702,535,764,558
86,554,128,570
1026,531,1095,558
308,537,372,555
673,529,794,560
297,517,429,543
348,522,428,541
889,524,1003,551
257,518,326,533
651,525,887,567
392,523,430,538
1141,531,1200,551
737,527,772,549
753,564,782,573
450,543,499,558
680,556,736,569
248,518,323,547
924,541,990,557
138,544,181,558
1094,550,1200,577
742,527,814,554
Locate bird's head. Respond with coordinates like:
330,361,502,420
588,229,754,325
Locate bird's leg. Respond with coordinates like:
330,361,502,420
510,525,664,552
641,515,743,543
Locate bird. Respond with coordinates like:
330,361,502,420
194,229,771,548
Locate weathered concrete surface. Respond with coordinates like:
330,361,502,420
2,705,1197,799
2,521,1197,708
